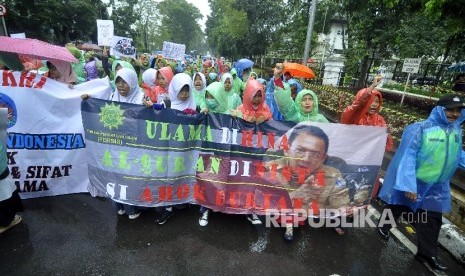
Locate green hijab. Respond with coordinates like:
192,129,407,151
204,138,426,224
111,60,135,79
204,82,229,114
294,89,327,122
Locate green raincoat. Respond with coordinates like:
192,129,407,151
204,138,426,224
274,84,328,123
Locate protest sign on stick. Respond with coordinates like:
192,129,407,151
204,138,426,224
110,35,136,58
97,20,114,46
162,41,186,61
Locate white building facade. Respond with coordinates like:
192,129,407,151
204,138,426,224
315,18,348,86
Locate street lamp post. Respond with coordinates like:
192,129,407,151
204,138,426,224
302,0,318,65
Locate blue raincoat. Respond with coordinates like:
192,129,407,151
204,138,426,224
288,79,303,93
379,106,465,212
265,77,284,120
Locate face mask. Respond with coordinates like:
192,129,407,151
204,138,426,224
206,98,218,109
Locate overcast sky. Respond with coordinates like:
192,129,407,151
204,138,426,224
103,0,211,31
185,0,211,31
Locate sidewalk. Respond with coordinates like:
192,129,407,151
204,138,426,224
372,195,465,266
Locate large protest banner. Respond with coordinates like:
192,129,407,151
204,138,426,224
82,99,387,216
0,70,111,198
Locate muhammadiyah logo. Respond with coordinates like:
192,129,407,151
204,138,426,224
0,93,17,128
99,102,124,130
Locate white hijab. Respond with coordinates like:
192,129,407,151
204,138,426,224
142,68,157,88
192,72,206,93
220,72,233,83
168,73,196,111
111,68,145,105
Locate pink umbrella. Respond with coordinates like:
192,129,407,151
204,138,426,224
0,36,77,64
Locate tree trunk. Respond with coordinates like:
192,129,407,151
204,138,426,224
356,54,369,88
436,35,456,81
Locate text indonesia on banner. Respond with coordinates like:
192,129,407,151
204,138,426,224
0,70,111,198
81,99,387,216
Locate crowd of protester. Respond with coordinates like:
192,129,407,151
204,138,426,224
1,41,464,272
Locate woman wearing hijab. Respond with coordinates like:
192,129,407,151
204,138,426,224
199,82,229,115
152,66,174,104
168,73,196,114
110,60,136,91
341,76,393,152
220,73,242,110
141,68,157,101
235,79,272,124
109,68,145,104
46,60,78,88
192,72,207,111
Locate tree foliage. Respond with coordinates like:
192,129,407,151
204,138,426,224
5,0,109,44
108,0,139,40
4,0,464,76
131,0,159,52
156,0,204,51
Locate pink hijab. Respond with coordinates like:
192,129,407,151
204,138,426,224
49,60,77,84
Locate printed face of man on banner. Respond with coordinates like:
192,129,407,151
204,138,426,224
266,124,349,212
287,125,328,173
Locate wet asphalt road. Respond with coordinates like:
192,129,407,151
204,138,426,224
1,193,464,276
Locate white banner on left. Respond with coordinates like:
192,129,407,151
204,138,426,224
0,70,112,198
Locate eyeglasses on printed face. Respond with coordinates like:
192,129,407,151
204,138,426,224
294,148,324,158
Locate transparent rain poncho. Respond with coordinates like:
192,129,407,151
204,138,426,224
379,106,465,212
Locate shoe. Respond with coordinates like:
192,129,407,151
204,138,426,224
199,210,209,227
117,209,125,215
377,227,390,241
335,227,345,236
0,215,22,234
284,225,293,242
128,212,140,220
156,210,173,225
415,254,448,272
247,214,262,225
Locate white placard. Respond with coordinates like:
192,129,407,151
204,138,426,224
10,33,26,39
402,58,421,74
109,35,137,58
162,41,186,61
97,20,114,46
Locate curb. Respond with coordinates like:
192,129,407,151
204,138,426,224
439,218,465,264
